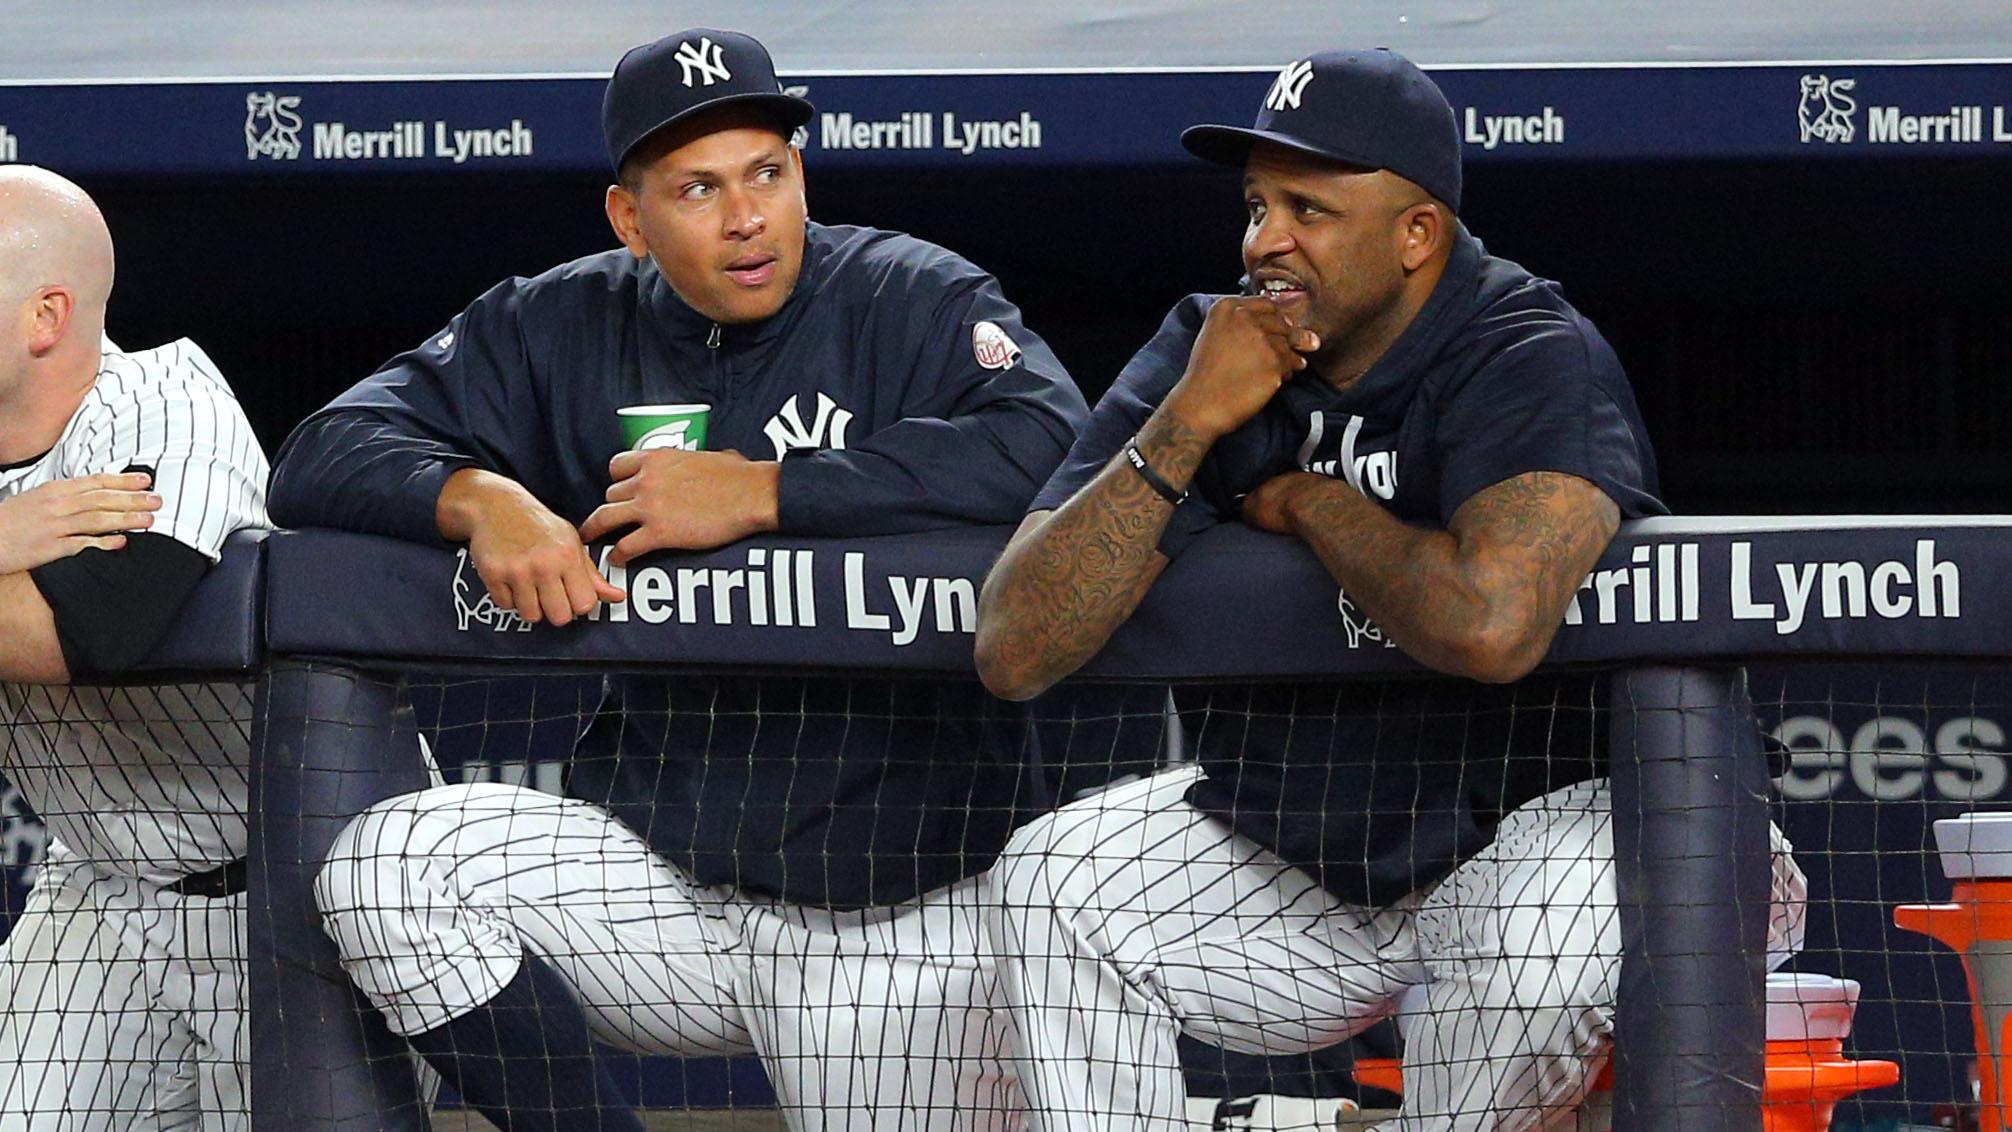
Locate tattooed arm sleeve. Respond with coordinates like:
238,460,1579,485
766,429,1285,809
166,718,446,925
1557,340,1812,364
1249,469,1619,683
975,410,1213,701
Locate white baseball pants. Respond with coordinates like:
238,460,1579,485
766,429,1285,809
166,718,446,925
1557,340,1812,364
0,852,247,1132
315,781,1019,1131
987,767,1807,1132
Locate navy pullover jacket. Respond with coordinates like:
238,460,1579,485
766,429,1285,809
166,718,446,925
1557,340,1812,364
271,222,1089,908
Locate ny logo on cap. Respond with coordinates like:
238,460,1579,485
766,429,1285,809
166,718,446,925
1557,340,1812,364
675,37,733,87
1265,59,1315,112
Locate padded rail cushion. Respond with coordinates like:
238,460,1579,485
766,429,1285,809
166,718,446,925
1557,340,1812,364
132,528,268,675
261,516,2012,677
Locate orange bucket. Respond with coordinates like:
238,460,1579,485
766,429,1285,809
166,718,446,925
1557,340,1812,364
1893,812,2012,1132
1351,974,1897,1131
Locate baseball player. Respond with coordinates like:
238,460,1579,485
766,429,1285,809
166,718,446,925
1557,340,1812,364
0,166,269,1130
267,28,1087,1132
975,50,1807,1130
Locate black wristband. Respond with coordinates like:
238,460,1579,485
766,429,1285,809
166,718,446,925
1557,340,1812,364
1122,439,1187,505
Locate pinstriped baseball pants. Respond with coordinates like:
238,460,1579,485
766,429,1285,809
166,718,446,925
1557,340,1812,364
986,766,1807,1132
314,781,1019,1131
0,854,246,1132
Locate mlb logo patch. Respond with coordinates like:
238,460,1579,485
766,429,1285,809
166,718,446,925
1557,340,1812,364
972,320,1023,370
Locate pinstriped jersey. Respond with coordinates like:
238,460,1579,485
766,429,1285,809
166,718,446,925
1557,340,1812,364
0,338,270,885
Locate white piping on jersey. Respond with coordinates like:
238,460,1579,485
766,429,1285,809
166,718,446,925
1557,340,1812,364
1338,414,1366,495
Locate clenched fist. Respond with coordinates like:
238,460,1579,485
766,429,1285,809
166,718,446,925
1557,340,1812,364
1161,297,1320,443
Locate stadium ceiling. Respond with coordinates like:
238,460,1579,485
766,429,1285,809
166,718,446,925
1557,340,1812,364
6,0,2007,81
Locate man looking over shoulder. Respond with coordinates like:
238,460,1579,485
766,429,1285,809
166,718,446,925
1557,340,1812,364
270,27,1086,1132
976,49,1804,1130
0,165,269,1131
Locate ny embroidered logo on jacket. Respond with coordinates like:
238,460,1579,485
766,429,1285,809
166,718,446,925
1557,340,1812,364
764,392,855,458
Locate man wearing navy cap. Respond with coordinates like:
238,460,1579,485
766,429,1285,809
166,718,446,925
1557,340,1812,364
976,49,1806,1129
272,27,1086,1132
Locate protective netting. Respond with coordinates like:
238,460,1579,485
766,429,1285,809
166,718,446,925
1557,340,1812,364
4,659,1994,1129
249,658,1980,1132
1751,660,2012,1132
0,677,251,1127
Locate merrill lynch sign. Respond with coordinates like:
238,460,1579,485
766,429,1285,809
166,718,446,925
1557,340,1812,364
436,525,1991,671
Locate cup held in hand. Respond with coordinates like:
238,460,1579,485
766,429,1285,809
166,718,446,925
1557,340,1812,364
619,404,711,452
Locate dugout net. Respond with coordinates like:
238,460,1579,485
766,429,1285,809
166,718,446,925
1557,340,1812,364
245,519,2012,1132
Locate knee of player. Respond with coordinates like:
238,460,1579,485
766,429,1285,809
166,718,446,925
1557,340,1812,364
1484,930,1619,1013
986,807,1107,909
312,802,430,918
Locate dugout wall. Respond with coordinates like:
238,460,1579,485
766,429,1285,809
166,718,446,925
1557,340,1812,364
3,5,2010,1127
4,4,2011,517
242,517,2012,1129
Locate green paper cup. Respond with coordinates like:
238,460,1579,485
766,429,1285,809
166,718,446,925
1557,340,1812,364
618,404,710,452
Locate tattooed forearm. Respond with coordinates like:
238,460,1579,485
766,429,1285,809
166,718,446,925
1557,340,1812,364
976,410,1211,700
1275,470,1618,683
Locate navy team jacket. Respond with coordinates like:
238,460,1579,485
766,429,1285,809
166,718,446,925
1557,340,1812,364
271,222,1090,908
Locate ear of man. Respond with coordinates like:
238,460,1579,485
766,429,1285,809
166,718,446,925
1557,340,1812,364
604,185,648,259
27,286,77,355
1398,200,1445,274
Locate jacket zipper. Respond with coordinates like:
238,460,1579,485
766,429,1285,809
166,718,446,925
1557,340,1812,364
706,323,729,420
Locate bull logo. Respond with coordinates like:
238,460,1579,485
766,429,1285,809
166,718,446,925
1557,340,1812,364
1797,74,1857,144
453,549,530,632
244,92,304,160
1337,588,1396,650
783,85,812,149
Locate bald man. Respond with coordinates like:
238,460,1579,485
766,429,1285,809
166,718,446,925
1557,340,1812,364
0,166,269,1131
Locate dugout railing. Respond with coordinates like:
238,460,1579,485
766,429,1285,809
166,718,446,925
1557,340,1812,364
242,517,2012,1131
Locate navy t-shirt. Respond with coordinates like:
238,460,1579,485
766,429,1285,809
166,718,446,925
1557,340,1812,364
1030,227,1668,907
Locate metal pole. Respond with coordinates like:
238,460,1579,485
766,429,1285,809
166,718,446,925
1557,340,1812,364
1608,665,1772,1131
250,658,435,1131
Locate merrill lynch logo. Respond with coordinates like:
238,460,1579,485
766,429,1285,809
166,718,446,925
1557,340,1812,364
1798,74,1857,143
1336,538,1962,646
245,92,304,159
448,545,978,647
453,549,530,632
1337,590,1396,650
783,85,811,148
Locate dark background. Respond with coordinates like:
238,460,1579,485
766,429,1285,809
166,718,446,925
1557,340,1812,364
86,154,2012,516
55,154,2012,1123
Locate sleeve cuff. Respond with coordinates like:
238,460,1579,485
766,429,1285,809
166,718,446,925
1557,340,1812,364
772,450,831,536
1153,497,1219,560
394,459,481,547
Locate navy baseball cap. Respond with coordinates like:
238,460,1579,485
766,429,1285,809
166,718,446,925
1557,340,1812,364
1182,48,1462,212
603,29,816,170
